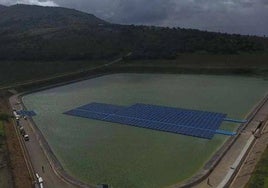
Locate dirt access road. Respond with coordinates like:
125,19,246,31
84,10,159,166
193,94,268,188
0,92,33,188
9,94,85,188
230,108,268,187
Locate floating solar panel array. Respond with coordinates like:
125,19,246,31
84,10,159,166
64,103,240,139
66,103,124,120
17,110,36,117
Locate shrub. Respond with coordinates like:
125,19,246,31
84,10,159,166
0,113,10,122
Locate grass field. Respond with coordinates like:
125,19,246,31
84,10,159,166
1,53,268,89
246,147,268,188
0,60,107,87
123,53,268,68
121,54,268,76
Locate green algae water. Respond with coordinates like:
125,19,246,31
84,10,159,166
23,74,268,188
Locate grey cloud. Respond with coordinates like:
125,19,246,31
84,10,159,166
0,0,58,6
17,0,58,6
164,0,268,35
109,0,175,24
0,0,267,35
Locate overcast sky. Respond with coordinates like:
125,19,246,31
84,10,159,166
1,0,268,36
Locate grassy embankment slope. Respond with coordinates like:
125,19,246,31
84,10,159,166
121,53,268,74
246,147,268,188
0,120,9,188
0,113,9,145
0,60,108,88
1,53,268,89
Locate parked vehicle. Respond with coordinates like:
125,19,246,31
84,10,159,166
36,173,44,188
19,126,26,136
24,135,29,141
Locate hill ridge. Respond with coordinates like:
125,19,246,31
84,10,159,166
0,4,267,61
0,4,108,30
0,4,7,10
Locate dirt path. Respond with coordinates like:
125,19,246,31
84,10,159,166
230,113,268,187
0,93,33,188
9,94,87,188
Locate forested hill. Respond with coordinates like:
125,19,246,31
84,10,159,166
0,5,7,11
0,4,267,61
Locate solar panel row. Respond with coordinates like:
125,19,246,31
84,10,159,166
105,114,215,139
78,102,124,114
65,109,216,139
64,103,228,139
215,129,236,136
223,118,247,124
64,109,109,120
115,103,226,130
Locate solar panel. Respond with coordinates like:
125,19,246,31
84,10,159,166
113,104,226,130
17,110,36,117
64,103,229,139
65,109,108,120
77,102,124,114
105,114,215,139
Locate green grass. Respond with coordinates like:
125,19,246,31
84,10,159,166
1,53,268,88
123,53,268,69
119,53,268,78
246,147,268,188
0,168,10,188
0,114,9,123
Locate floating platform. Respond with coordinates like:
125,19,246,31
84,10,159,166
223,118,247,124
17,110,36,117
215,129,236,136
64,103,240,139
